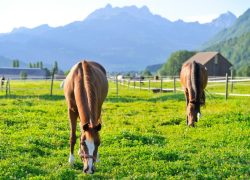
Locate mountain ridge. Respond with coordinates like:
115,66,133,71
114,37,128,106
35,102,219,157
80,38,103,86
0,4,237,71
203,8,250,48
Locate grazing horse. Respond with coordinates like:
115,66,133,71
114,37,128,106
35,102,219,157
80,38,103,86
180,61,208,127
64,60,108,174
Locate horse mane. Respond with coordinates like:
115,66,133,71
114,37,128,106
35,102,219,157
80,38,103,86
82,61,97,125
191,61,201,111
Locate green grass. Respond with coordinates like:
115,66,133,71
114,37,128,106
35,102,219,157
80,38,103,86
0,80,249,179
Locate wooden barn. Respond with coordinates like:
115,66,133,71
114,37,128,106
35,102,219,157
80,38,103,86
184,52,232,76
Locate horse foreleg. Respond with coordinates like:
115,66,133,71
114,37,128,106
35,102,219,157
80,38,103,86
68,108,78,165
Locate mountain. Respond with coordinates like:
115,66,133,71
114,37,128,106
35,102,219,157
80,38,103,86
203,8,250,76
203,8,250,47
145,64,163,73
207,11,237,29
0,4,237,71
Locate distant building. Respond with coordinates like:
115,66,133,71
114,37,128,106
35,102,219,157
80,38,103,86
184,52,232,76
0,68,47,79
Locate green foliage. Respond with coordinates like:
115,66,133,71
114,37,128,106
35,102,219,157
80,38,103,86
20,71,27,80
158,50,196,76
0,81,249,178
64,70,70,76
206,32,250,76
142,69,152,76
204,9,250,48
12,59,20,68
53,61,58,74
145,64,163,74
29,61,44,69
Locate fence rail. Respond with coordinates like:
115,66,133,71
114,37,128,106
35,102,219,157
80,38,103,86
1,75,250,99
109,74,250,99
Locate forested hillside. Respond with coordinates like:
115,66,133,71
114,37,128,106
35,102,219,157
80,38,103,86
204,8,250,48
206,32,250,76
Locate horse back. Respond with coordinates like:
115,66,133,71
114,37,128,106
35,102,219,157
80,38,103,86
64,60,108,125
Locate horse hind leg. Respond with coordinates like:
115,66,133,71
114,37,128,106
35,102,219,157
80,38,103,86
68,108,78,165
184,90,189,125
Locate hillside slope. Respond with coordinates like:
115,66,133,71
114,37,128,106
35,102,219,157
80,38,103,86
203,8,250,48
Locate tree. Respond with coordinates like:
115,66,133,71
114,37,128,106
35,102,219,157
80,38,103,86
142,69,152,77
53,61,58,74
12,60,16,67
44,68,51,77
20,71,27,80
237,64,250,76
39,61,43,69
64,70,70,76
158,50,196,76
12,60,19,67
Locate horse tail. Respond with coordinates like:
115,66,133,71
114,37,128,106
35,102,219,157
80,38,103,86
191,61,201,111
82,61,96,125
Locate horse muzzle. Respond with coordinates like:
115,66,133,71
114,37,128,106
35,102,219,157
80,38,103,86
84,165,95,174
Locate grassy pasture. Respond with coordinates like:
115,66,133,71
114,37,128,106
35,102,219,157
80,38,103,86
0,80,249,179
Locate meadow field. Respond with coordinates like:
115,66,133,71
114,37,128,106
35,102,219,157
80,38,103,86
0,80,249,179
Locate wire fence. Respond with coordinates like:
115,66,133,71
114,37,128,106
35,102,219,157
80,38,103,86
109,74,250,99
1,74,250,99
0,77,65,97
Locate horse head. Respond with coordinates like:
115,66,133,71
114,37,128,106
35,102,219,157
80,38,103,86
79,123,101,174
187,101,200,127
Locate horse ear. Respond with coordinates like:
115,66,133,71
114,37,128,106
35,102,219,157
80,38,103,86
95,123,101,131
83,123,89,131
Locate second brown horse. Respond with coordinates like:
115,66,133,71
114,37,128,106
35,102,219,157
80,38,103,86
180,61,208,127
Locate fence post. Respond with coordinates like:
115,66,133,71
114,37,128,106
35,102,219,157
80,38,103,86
134,80,135,89
5,79,9,96
5,79,8,96
50,69,55,96
148,79,150,92
160,77,163,93
230,69,233,93
139,79,141,91
8,79,10,95
225,73,229,100
116,75,118,97
128,79,130,89
173,77,176,93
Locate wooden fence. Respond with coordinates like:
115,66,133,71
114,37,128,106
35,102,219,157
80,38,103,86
2,74,250,99
110,74,250,99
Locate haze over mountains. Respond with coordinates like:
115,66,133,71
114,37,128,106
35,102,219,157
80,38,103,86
0,4,238,71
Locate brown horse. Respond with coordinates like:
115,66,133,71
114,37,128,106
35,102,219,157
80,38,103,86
180,61,208,127
64,60,108,174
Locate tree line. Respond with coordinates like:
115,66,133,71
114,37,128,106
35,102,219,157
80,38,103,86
11,59,59,79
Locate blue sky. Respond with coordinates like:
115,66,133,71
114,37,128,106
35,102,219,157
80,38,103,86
0,0,249,33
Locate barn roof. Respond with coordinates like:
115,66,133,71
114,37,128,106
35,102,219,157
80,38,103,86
185,52,220,65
